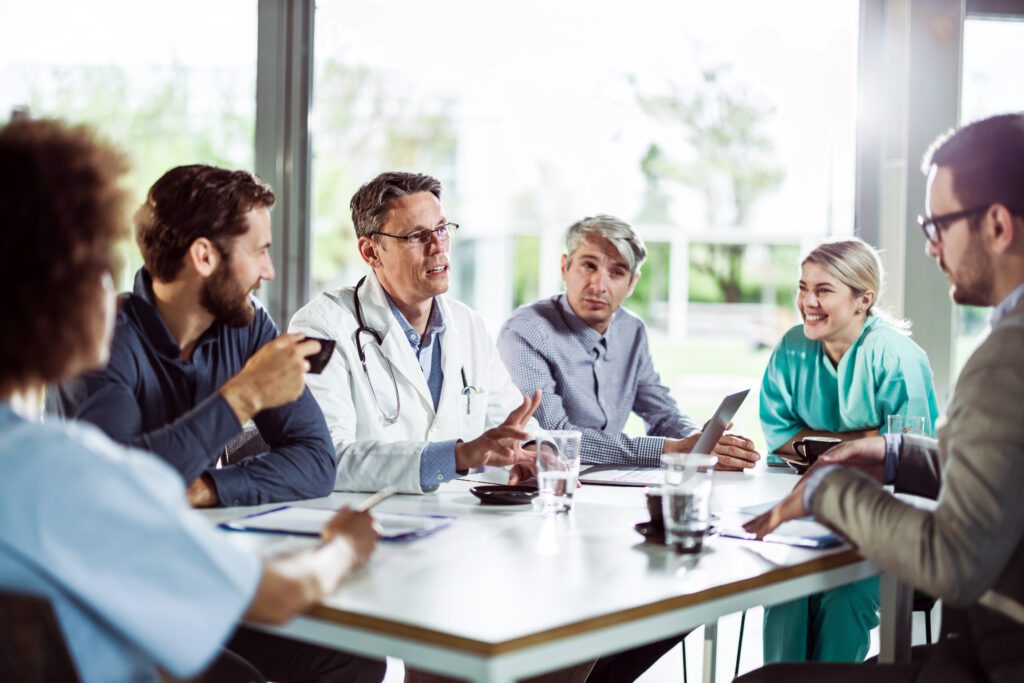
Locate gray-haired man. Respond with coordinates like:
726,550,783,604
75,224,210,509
498,214,760,470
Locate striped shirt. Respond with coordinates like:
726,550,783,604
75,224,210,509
498,294,698,466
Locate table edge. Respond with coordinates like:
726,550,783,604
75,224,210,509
307,548,865,656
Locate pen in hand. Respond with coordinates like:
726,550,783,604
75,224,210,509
354,486,396,513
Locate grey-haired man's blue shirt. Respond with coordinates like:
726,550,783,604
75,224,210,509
498,294,698,466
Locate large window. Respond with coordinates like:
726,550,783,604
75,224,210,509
0,0,257,286
311,0,859,448
956,16,1024,370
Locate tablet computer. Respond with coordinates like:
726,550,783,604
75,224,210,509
690,389,750,455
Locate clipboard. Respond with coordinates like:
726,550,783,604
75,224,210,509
220,506,453,542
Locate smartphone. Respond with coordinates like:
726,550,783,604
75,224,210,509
304,337,336,374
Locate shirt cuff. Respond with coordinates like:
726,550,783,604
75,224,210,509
206,465,252,508
802,464,840,511
637,436,667,467
883,433,903,484
419,440,459,492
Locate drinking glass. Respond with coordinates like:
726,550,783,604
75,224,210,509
887,414,926,436
661,453,717,553
534,430,582,515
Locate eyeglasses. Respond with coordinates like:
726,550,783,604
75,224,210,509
369,222,459,247
917,206,989,245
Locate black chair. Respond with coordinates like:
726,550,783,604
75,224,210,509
733,592,939,676
0,589,81,683
912,590,938,644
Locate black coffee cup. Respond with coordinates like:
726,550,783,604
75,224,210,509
792,436,842,466
645,488,665,534
304,337,336,374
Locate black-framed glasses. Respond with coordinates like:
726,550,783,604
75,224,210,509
369,222,459,247
917,206,989,245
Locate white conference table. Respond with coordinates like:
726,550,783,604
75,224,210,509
203,466,911,683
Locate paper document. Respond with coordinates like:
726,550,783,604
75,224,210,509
221,506,453,542
578,465,662,487
716,508,843,549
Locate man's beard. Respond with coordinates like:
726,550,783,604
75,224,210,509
200,260,255,328
947,238,995,307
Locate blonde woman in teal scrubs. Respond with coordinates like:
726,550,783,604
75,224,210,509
759,238,940,663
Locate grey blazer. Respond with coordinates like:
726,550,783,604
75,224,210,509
813,297,1024,679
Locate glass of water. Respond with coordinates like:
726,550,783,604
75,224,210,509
887,414,926,436
534,430,582,515
660,453,717,553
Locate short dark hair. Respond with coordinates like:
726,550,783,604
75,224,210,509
135,164,275,281
349,172,442,238
0,119,130,387
922,112,1024,214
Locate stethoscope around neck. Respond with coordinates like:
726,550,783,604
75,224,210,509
354,276,402,424
353,275,479,425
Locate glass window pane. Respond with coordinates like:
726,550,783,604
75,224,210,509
311,0,859,449
957,17,1024,371
0,1,257,285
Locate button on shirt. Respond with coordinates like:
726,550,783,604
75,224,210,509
498,294,698,466
384,295,460,489
0,403,260,683
47,268,336,506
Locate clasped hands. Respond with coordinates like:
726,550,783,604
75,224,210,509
742,435,887,539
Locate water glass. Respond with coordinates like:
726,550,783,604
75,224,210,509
661,453,717,553
534,430,582,515
887,414,926,436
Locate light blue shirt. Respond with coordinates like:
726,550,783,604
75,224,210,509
990,281,1024,326
0,403,260,683
498,294,697,466
384,296,460,489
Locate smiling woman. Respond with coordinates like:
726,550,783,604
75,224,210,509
757,237,941,665
796,238,905,364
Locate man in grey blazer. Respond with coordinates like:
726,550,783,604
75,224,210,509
740,113,1024,682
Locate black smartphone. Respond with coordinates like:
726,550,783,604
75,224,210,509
304,337,336,374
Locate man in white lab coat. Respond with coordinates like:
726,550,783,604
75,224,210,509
290,172,540,494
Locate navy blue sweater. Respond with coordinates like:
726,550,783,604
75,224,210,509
49,269,336,506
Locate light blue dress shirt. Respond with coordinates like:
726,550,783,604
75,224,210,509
384,296,460,489
498,294,698,466
989,281,1024,326
0,402,260,683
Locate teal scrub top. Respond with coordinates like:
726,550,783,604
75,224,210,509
760,315,940,452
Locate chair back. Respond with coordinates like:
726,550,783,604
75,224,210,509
0,588,80,682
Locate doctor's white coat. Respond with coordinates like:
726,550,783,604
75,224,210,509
289,272,537,493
